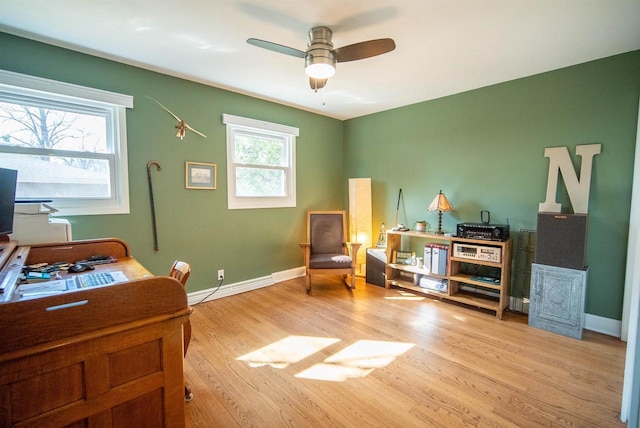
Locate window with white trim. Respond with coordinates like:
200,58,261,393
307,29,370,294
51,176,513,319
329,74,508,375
0,70,132,216
223,114,298,209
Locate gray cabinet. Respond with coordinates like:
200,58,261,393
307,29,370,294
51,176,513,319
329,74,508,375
529,263,588,339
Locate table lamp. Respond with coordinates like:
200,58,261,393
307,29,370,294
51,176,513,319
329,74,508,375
428,190,453,235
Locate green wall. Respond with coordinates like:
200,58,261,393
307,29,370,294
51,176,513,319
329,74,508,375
0,32,344,291
2,32,639,321
344,50,640,320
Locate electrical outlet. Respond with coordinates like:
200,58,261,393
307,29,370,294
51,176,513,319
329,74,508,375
217,269,224,281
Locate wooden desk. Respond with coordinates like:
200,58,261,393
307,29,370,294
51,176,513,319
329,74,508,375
0,238,189,427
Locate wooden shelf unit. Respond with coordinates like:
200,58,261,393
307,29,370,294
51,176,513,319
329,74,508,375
384,230,512,319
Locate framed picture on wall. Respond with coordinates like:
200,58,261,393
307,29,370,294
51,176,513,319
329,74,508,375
186,161,216,190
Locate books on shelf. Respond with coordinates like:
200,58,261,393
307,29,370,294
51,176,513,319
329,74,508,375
424,244,449,275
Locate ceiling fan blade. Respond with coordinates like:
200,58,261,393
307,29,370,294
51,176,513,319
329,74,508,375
247,38,306,58
309,77,328,91
333,38,396,63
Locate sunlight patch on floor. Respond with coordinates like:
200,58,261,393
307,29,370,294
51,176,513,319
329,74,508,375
384,290,426,301
295,340,415,382
407,302,441,328
236,335,340,368
295,363,374,381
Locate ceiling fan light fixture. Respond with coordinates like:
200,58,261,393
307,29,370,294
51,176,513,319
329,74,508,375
305,62,335,79
305,50,336,79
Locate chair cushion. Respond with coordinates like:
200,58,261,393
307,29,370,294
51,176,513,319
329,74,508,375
309,253,352,269
310,213,344,254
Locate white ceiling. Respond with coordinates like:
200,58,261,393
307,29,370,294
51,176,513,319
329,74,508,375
1,1,639,120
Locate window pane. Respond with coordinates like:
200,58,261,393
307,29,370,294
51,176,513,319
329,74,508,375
223,113,296,209
0,70,131,215
0,153,111,199
236,167,285,197
0,100,108,153
234,134,285,167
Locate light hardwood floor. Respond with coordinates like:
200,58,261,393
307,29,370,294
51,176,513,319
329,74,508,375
184,275,626,427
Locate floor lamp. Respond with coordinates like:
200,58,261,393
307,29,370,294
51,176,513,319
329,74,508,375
348,178,372,276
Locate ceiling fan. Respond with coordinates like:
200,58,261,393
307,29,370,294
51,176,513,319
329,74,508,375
247,26,396,91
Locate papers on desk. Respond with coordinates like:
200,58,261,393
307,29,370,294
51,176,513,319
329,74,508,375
18,280,69,299
18,271,128,300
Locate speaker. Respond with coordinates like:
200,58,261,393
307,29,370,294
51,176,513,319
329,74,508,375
535,213,588,270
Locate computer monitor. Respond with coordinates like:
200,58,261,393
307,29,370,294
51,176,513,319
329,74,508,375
0,168,18,238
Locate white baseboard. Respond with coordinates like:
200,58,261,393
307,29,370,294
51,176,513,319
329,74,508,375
585,313,621,338
187,266,305,306
273,266,306,283
189,268,622,338
509,296,621,338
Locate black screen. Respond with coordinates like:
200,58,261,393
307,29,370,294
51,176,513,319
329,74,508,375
0,168,18,236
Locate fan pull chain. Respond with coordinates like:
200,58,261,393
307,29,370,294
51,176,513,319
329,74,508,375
322,86,326,105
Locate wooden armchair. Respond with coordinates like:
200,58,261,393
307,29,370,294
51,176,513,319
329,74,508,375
299,210,361,292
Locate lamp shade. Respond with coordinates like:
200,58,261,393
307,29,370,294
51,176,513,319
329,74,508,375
348,178,372,273
428,190,453,212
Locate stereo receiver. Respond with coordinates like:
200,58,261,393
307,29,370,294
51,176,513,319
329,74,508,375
456,223,510,241
453,243,502,263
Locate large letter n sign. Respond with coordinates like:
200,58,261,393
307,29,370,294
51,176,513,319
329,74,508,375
538,144,601,214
